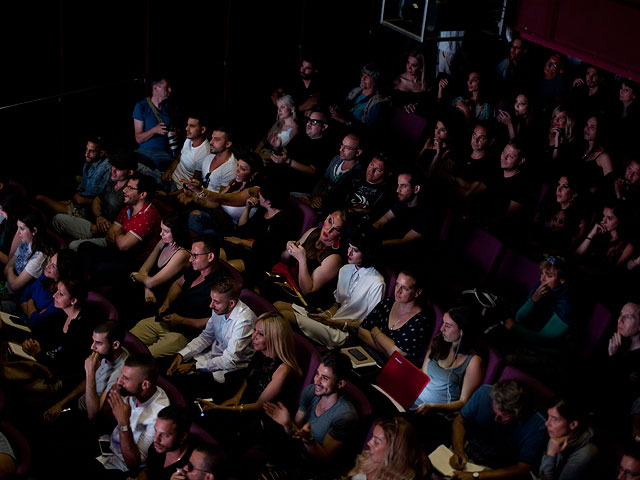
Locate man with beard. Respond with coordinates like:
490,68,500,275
98,355,170,475
272,55,323,113
166,277,256,399
139,406,193,480
42,321,129,423
197,126,237,194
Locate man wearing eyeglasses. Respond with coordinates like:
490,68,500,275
269,110,334,195
617,446,640,480
130,236,230,359
170,444,227,480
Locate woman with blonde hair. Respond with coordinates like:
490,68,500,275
198,312,301,414
347,416,428,480
259,94,299,159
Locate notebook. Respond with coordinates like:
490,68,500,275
374,351,429,411
0,312,31,332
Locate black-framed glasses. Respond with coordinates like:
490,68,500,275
123,184,139,191
189,251,212,259
184,461,211,474
306,118,325,126
617,465,640,479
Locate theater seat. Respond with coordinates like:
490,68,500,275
239,289,277,316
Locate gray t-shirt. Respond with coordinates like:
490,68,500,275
298,384,358,444
78,348,129,410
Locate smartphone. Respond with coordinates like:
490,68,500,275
99,439,113,456
348,348,367,362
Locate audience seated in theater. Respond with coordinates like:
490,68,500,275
160,113,210,193
166,277,256,399
496,91,538,149
257,94,299,161
577,114,615,198
358,269,434,366
302,132,363,211
535,52,569,116
129,236,230,359
195,126,237,194
197,312,301,445
612,78,639,159
43,320,129,423
129,213,191,317
14,248,80,333
0,187,23,266
495,37,532,103
346,416,429,480
575,202,635,271
2,209,53,294
416,114,460,182
181,148,262,239
412,307,484,417
271,54,323,114
497,256,576,379
373,168,435,264
330,63,390,130
133,75,179,170
448,122,496,202
567,64,610,120
264,350,358,477
52,151,136,250
78,172,161,288
539,396,599,480
451,70,495,125
467,140,534,238
96,354,170,475
272,210,348,311
2,277,92,395
613,159,640,206
268,109,335,196
448,379,547,479
280,230,385,348
530,173,587,255
391,49,431,114
331,153,395,223
222,180,293,277
35,136,110,217
136,405,194,480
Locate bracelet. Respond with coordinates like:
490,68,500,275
240,404,244,412
197,189,208,199
586,237,593,240
302,437,314,444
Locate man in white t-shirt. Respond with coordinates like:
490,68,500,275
162,114,210,191
199,126,237,193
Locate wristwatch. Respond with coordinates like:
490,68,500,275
120,424,130,432
473,473,479,479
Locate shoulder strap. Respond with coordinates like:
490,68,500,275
146,97,164,124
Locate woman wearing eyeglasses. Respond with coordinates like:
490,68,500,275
273,210,348,311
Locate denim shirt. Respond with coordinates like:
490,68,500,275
77,158,110,197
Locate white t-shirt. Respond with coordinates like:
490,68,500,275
172,138,211,190
201,152,238,193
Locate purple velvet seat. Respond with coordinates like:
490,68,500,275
287,197,318,238
158,375,186,408
87,291,119,322
123,332,151,355
499,365,554,409
388,107,428,153
239,289,277,316
293,333,321,404
580,303,614,361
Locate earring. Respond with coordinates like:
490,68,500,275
332,238,340,250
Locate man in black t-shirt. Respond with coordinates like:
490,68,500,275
143,406,193,480
129,236,230,358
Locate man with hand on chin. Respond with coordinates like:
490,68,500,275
264,350,357,477
97,354,169,475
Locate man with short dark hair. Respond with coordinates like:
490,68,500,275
264,350,358,475
133,75,179,170
613,159,640,205
198,126,237,194
141,405,193,480
97,355,170,474
448,379,547,479
616,446,640,480
35,136,110,216
42,320,129,423
53,151,137,250
170,444,228,480
78,172,162,284
272,55,323,113
162,114,210,192
167,277,256,394
130,236,230,359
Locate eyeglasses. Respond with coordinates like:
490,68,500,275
189,251,212,259
47,260,58,271
184,461,211,474
306,118,325,126
617,465,640,479
340,143,357,151
123,184,139,191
